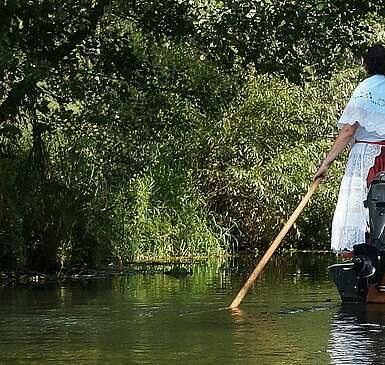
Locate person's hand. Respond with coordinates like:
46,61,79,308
313,163,329,182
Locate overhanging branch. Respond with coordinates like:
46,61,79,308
0,0,110,124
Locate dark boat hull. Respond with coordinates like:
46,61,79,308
329,258,385,304
329,262,367,303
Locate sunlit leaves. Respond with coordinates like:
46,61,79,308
0,0,383,269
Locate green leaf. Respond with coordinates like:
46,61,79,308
48,101,60,111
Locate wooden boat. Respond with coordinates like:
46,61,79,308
329,173,385,304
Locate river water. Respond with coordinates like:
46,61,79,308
0,254,384,365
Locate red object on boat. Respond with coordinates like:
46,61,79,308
367,146,385,187
339,251,354,260
355,140,385,187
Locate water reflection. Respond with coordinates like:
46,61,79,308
329,304,385,365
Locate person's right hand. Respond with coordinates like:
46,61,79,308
313,163,328,182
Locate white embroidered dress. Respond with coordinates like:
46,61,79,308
331,74,385,252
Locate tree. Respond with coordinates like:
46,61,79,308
0,0,384,269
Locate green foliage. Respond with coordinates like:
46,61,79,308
0,1,383,270
124,0,384,82
195,68,362,249
110,170,230,263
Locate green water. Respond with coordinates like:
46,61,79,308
0,254,383,364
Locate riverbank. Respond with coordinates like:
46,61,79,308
0,262,198,288
0,250,336,288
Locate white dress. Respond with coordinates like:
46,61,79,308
331,74,385,252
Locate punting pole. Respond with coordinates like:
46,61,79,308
229,178,322,309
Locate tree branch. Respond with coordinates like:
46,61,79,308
0,0,110,124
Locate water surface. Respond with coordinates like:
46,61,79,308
0,254,383,364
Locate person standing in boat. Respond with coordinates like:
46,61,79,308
314,44,385,253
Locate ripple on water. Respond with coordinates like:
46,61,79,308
329,305,385,365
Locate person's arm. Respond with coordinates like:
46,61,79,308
313,122,359,181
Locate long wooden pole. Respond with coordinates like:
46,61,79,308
229,178,322,309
